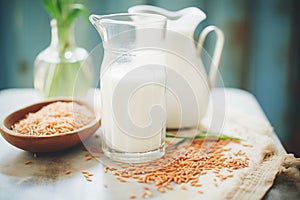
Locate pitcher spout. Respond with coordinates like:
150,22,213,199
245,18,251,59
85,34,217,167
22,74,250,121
173,7,206,38
89,13,167,51
89,14,101,25
89,14,107,41
128,6,206,39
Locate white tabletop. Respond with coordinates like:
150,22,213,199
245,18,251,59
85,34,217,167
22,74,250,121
0,88,285,200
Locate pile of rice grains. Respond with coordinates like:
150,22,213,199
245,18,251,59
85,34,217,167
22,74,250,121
16,101,253,199
12,101,95,135
87,138,251,199
24,137,252,199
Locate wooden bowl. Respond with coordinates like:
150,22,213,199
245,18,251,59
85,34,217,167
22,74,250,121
0,99,101,153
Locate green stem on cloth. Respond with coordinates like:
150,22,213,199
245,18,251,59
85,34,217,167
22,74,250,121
166,131,241,150
166,133,241,141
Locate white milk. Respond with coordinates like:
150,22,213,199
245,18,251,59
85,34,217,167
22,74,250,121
164,56,209,129
101,50,166,153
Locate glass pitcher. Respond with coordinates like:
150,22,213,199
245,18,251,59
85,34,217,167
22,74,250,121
89,13,167,163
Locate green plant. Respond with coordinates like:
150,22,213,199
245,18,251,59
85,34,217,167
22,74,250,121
41,0,87,56
166,130,241,149
166,132,241,141
38,0,90,98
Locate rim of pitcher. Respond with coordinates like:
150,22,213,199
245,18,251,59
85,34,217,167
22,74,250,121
89,13,167,25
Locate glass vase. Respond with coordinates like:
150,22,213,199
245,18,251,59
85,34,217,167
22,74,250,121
34,19,92,98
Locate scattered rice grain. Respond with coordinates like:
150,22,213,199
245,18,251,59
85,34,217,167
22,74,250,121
117,178,127,183
24,161,31,165
143,186,149,190
181,185,187,190
65,170,71,175
129,195,136,199
86,157,92,161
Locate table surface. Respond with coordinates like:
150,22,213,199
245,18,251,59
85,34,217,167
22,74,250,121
0,88,286,200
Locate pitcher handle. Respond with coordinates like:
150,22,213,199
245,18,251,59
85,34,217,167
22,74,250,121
197,25,224,88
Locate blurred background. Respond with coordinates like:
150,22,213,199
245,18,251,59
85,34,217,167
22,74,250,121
0,0,299,156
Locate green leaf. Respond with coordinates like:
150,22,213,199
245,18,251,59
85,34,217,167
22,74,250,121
166,133,241,141
61,0,76,15
41,0,61,20
56,0,63,17
41,0,86,24
63,4,87,27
